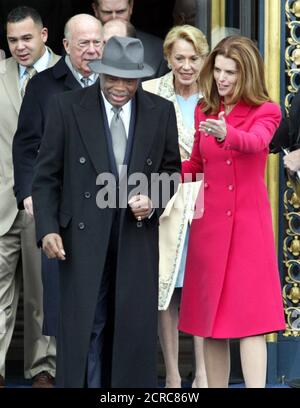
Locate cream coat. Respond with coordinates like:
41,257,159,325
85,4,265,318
143,72,202,310
0,48,60,236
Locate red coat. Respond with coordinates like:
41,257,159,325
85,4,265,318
178,100,286,338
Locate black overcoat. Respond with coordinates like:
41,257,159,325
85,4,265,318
32,83,181,387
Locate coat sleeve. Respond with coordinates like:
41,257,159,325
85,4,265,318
32,94,65,245
288,92,300,147
12,79,43,209
269,116,289,153
222,102,282,154
270,92,300,152
154,102,181,218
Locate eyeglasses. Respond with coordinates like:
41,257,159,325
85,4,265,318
77,40,103,50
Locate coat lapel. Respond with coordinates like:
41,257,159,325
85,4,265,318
128,88,156,175
1,48,59,115
225,100,252,128
53,58,81,90
47,46,60,67
73,86,157,177
64,70,80,90
2,58,21,113
73,83,110,175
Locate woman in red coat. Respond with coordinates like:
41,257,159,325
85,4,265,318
178,36,285,388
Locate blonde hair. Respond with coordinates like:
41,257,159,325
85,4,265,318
164,24,209,61
200,35,270,115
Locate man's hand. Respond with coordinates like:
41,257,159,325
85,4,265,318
42,233,66,260
128,195,153,220
23,196,34,217
284,148,300,172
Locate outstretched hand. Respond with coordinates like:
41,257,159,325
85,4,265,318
283,148,300,173
199,111,227,142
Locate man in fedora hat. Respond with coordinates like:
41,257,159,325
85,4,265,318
32,36,181,388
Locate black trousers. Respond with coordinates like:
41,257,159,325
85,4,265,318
86,214,119,388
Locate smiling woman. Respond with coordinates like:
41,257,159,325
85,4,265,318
179,36,285,388
213,55,238,102
143,24,209,389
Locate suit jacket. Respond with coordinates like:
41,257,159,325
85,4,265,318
0,47,60,236
137,29,169,79
13,57,81,208
12,56,81,336
32,84,181,387
270,91,300,153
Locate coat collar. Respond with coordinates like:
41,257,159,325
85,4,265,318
72,84,157,177
0,47,60,114
52,57,80,90
72,82,110,176
127,87,156,175
222,99,253,128
144,71,200,155
47,46,60,66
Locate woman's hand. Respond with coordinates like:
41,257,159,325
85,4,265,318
199,111,227,142
283,148,300,173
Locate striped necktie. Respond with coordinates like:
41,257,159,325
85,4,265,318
21,66,37,98
81,77,90,87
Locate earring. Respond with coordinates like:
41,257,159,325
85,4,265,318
167,63,172,69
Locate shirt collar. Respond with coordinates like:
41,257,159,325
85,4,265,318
65,55,98,86
101,90,132,117
19,46,50,79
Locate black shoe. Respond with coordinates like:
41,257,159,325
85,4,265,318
0,375,5,388
32,371,54,388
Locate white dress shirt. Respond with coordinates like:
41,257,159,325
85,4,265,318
19,46,50,89
101,91,132,138
101,92,154,218
65,55,98,87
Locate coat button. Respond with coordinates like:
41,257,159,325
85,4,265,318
78,222,85,230
204,182,209,189
228,185,234,191
79,157,86,164
147,158,152,166
84,192,91,199
137,221,143,228
226,210,232,217
226,159,232,166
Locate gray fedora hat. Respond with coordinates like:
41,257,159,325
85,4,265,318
88,36,154,79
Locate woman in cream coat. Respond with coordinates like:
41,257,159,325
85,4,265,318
143,25,208,388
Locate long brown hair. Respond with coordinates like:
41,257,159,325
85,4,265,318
200,36,270,114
